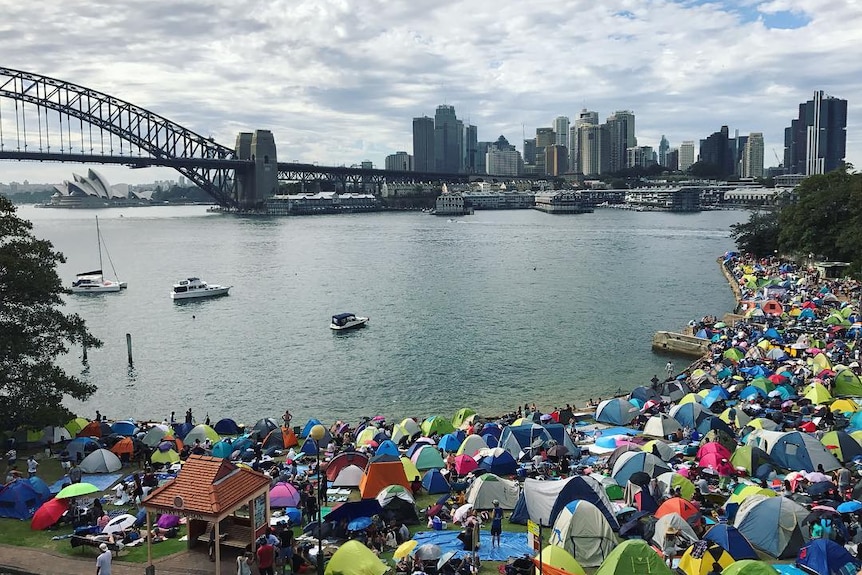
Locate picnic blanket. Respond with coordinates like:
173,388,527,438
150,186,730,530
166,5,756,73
411,530,531,562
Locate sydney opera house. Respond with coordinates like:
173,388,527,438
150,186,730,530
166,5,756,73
48,169,153,208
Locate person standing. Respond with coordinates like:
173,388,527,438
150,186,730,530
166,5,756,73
257,537,276,575
236,551,254,575
68,461,83,484
490,500,503,548
4,446,16,472
665,361,675,378
96,542,112,575
27,455,38,478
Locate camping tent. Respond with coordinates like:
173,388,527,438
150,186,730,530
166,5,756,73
325,452,369,481
734,495,809,558
819,430,862,463
643,414,682,438
375,485,419,524
533,545,586,575
263,427,299,450
213,418,241,435
79,448,122,473
611,451,672,485
452,408,477,429
652,512,698,552
769,431,842,472
521,476,618,529
183,424,220,445
477,449,518,476
702,524,759,560
0,480,45,519
595,398,638,426
332,465,364,488
359,460,410,499
455,434,488,457
324,540,388,575
421,469,450,494
465,473,520,510
67,437,100,461
677,540,735,575
795,538,861,575
549,500,617,567
411,445,445,470
594,539,672,575
669,403,708,428
721,561,779,575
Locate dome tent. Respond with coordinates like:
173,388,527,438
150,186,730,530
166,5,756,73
465,473,520,510
734,495,809,558
549,500,617,567
79,448,122,473
594,539,672,575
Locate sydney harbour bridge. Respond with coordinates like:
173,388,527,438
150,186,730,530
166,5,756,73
0,67,478,211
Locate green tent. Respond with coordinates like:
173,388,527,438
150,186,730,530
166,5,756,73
325,540,388,575
421,416,455,436
594,539,672,575
721,560,779,575
834,369,862,396
452,407,477,428
412,445,445,470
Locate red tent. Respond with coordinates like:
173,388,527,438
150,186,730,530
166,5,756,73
78,421,102,438
325,452,369,481
655,497,700,521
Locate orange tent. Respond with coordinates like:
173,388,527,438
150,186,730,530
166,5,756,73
762,300,783,316
263,427,298,450
325,452,369,481
78,421,102,438
359,460,410,498
110,437,134,457
159,436,184,453
655,497,700,521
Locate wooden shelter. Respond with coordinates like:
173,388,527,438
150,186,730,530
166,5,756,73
142,455,271,575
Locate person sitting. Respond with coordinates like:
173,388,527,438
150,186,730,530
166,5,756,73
149,527,166,543
96,512,110,530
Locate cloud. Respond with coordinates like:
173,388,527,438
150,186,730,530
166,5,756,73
0,0,859,184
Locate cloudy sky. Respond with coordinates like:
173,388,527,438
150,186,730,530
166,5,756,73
0,0,859,185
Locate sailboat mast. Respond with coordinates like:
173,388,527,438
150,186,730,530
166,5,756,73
96,215,104,273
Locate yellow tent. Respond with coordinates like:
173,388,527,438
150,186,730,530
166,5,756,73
719,408,751,428
400,456,420,482
325,540,388,575
810,353,832,373
535,545,587,575
804,382,833,404
65,417,89,436
727,485,775,506
355,426,379,446
851,430,862,446
831,399,859,413
151,449,180,465
678,393,703,406
747,418,780,431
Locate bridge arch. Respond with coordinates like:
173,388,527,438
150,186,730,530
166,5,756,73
0,67,241,207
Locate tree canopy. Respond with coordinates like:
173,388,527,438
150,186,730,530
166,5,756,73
0,196,101,432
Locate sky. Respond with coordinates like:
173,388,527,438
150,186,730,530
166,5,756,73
0,0,859,186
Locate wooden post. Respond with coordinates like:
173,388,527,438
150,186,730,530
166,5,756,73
215,519,221,575
126,333,133,367
146,509,152,567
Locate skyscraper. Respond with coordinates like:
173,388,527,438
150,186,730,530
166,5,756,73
523,138,537,165
535,128,555,175
385,151,413,171
784,90,847,175
553,116,570,147
699,126,734,178
486,135,522,176
579,124,608,176
465,124,478,174
434,105,464,173
679,141,695,172
604,111,636,173
742,133,764,178
412,116,435,172
572,109,599,174
659,135,669,167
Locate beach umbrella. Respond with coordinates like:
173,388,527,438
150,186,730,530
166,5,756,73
56,482,99,499
103,513,137,535
30,498,69,530
453,504,473,522
415,544,442,561
270,482,301,508
438,551,459,571
347,516,373,531
837,501,862,513
393,540,417,559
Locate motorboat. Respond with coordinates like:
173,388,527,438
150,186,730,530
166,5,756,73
330,313,369,331
71,216,126,294
71,271,122,293
170,278,231,300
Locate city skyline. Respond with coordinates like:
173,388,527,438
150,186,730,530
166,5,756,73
0,0,860,185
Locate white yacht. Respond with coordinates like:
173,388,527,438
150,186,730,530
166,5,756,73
71,216,126,294
170,278,231,300
330,313,369,331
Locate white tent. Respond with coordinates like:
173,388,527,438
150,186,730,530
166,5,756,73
332,464,364,487
549,500,618,567
651,513,698,552
643,414,682,438
79,448,122,473
465,473,520,510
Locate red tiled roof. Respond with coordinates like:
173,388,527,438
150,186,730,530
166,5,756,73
144,455,271,516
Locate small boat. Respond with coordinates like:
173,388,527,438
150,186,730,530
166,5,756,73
170,278,231,300
330,313,369,331
71,216,126,294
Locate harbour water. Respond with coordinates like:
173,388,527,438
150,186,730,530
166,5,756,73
19,205,744,426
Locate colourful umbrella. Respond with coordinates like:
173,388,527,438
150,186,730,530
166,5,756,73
56,482,99,499
31,498,69,530
394,540,417,559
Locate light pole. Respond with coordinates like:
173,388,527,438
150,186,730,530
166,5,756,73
309,424,326,575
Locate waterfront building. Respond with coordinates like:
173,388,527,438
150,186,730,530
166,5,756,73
385,151,413,171
50,169,152,208
624,187,700,212
741,133,764,179
465,124,479,173
679,141,695,172
784,90,847,175
553,116,570,147
774,174,806,188
434,192,471,215
463,189,535,210
723,186,778,207
579,124,609,176
545,145,568,176
265,192,380,215
533,191,593,213
658,136,669,167
604,110,636,173
434,105,464,173
412,116,435,172
381,182,437,198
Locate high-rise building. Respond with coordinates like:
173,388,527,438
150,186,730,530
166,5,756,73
659,135,669,167
679,141,695,172
626,146,655,169
666,148,679,171
434,105,464,173
412,116,435,172
579,124,608,176
604,111,636,173
742,133,764,178
465,124,479,173
784,90,847,175
699,126,734,178
385,151,414,171
535,128,556,175
476,141,491,174
545,145,568,176
486,135,523,176
572,109,599,174
553,116,570,148
523,138,537,165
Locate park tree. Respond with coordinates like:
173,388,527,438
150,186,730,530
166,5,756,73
0,196,101,432
778,168,862,273
730,210,780,258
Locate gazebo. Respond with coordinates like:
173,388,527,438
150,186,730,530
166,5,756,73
142,455,272,574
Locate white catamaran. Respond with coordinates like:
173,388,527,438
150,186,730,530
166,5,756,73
70,216,127,294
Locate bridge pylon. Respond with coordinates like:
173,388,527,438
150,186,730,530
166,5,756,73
235,130,278,211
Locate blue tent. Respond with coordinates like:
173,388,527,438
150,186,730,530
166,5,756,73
67,437,100,461
542,423,579,455
478,450,518,476
702,386,731,408
27,477,51,501
703,524,758,560
696,416,735,438
770,431,842,472
796,538,861,575
211,439,236,459
740,365,772,378
509,491,529,524
0,480,45,519
739,385,769,400
763,328,784,343
406,440,435,458
301,418,323,438
231,436,253,454
630,386,661,405
595,398,639,426
111,421,138,436
421,469,450,494
437,433,462,452
670,403,708,428
482,434,499,448
479,423,502,440
524,475,619,530
299,437,319,455
171,422,194,439
323,499,383,523
375,440,399,457
213,418,241,435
